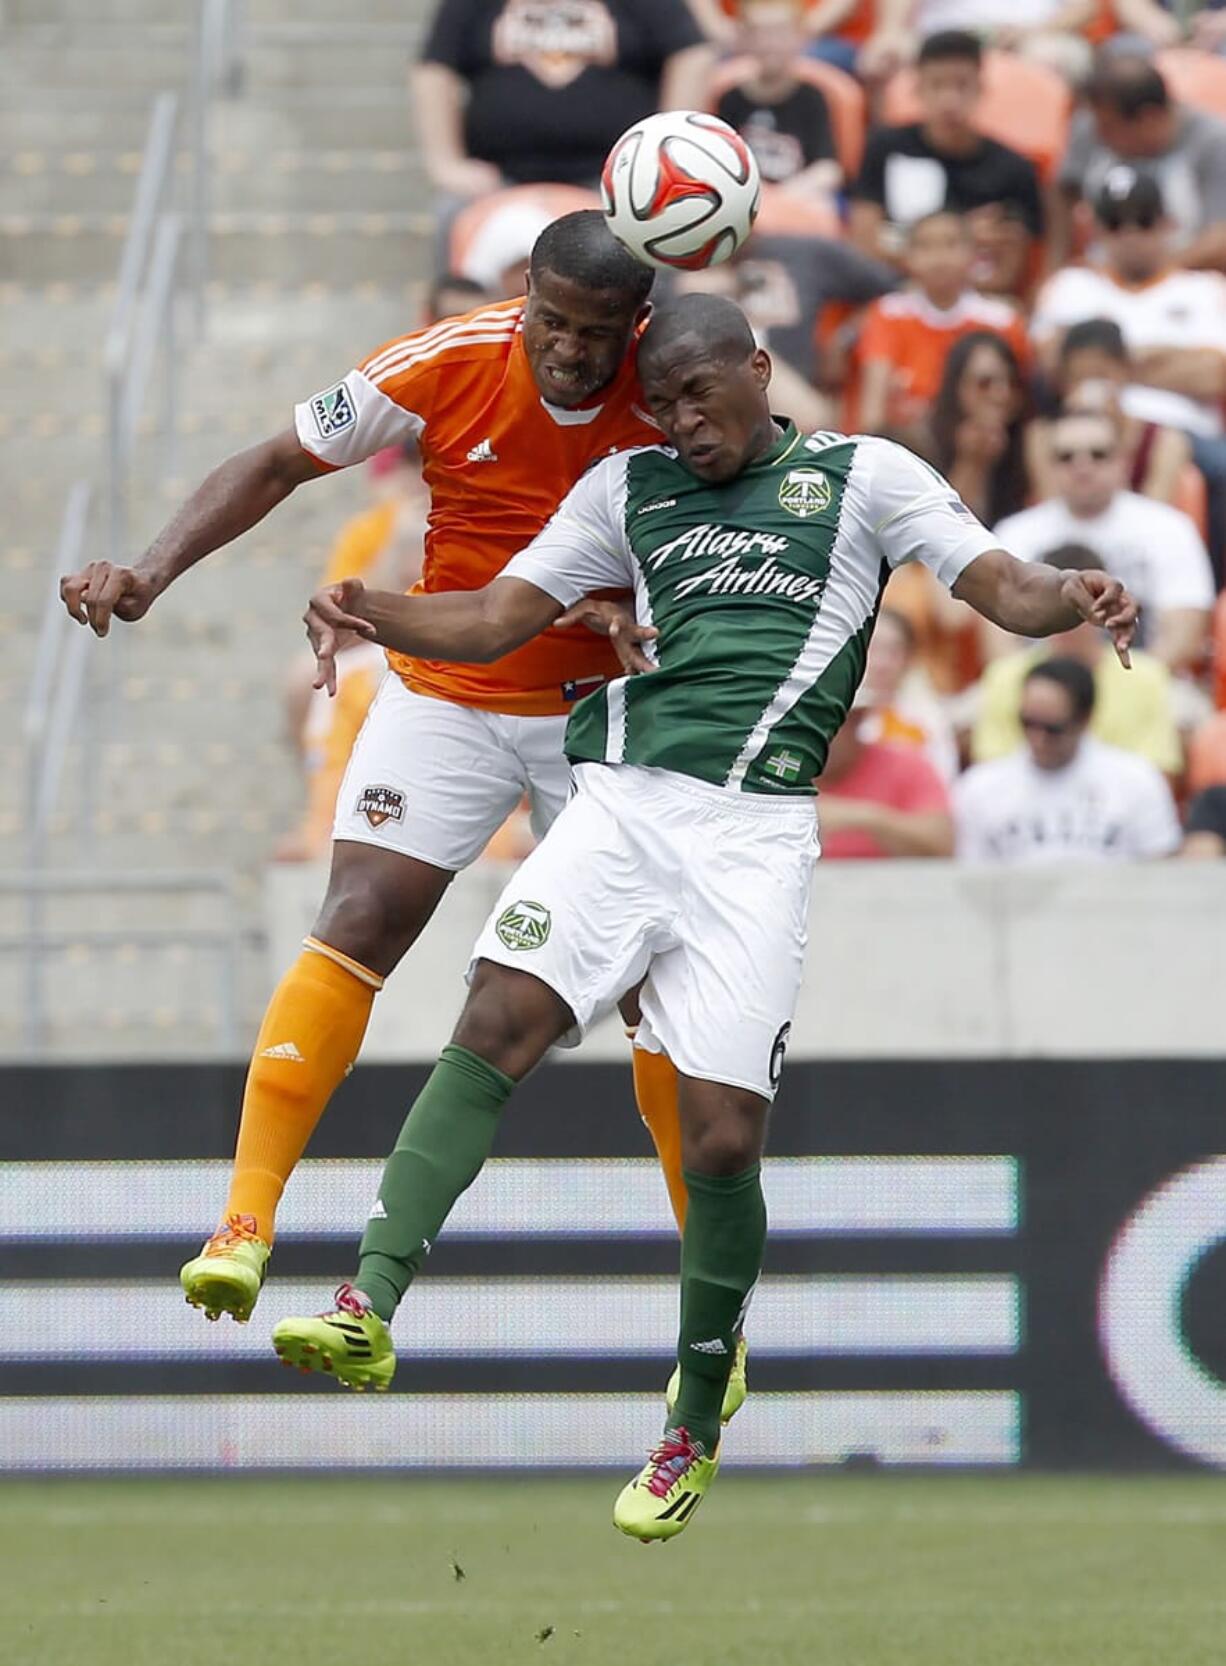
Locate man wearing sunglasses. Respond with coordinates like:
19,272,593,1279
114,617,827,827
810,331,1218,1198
994,409,1214,676
953,657,1181,864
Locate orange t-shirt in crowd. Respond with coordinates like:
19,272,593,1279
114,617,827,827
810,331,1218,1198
294,299,659,717
321,501,396,588
857,289,1031,428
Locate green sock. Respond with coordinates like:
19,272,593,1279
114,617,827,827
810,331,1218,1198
355,1043,514,1322
668,1164,766,1454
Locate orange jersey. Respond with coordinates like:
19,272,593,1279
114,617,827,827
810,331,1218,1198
294,299,659,716
857,289,1031,425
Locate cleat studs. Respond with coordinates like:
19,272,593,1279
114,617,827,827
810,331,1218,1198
302,1344,317,1354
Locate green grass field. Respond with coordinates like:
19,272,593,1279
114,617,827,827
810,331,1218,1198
5,1475,1225,1666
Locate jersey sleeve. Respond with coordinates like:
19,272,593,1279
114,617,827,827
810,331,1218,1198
293,330,439,470
861,437,1001,590
500,453,637,608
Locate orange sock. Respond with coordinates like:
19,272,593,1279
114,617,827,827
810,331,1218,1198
224,937,383,1242
631,1042,688,1232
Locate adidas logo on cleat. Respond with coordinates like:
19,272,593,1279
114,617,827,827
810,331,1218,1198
260,1041,304,1061
690,1337,728,1355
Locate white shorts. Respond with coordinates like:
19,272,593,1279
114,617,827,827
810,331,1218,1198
471,763,818,1100
332,675,571,872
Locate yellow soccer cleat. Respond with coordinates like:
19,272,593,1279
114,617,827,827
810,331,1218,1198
179,1214,270,1323
613,1427,720,1544
665,1334,749,1424
271,1283,396,1392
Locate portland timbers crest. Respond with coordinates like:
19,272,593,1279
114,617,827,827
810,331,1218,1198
495,899,552,951
777,468,832,519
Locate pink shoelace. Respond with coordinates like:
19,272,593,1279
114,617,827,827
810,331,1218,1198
644,1428,702,1498
327,1282,371,1319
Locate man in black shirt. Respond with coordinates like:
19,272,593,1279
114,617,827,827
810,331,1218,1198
414,0,712,196
850,30,1043,266
716,0,841,199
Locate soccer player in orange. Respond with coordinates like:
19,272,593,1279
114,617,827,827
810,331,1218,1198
60,212,729,1391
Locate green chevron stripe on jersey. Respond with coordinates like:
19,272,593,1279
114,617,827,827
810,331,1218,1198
564,425,886,795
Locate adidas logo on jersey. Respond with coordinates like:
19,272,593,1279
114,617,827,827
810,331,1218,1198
259,1041,304,1062
466,438,498,464
368,1199,387,1220
637,498,676,515
690,1337,728,1355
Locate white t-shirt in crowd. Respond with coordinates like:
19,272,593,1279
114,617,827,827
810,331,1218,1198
1030,265,1226,438
993,491,1215,638
953,736,1181,864
916,0,1062,28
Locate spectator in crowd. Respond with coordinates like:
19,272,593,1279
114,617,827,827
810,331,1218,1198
1187,709,1226,794
816,696,955,859
850,30,1043,263
1054,54,1226,271
412,0,712,200
954,658,1182,863
1027,317,1192,505
717,0,843,201
873,0,1096,81
994,409,1215,674
1033,175,1226,450
1180,786,1226,858
928,329,1029,525
1111,0,1185,49
857,211,1028,439
971,543,1182,776
423,272,491,324
861,606,960,780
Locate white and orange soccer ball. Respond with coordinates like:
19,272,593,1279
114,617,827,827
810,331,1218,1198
601,110,761,273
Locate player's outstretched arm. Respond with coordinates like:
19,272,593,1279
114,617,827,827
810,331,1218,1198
61,428,321,637
304,575,562,696
953,548,1140,669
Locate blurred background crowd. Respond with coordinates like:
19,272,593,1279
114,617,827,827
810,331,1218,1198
284,0,1226,868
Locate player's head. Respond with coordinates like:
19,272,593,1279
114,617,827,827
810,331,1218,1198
905,210,972,305
637,294,774,483
916,30,982,144
522,210,654,409
1020,657,1095,772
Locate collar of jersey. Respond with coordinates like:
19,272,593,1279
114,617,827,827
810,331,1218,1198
746,419,803,470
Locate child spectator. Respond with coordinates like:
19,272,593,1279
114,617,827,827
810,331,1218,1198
850,30,1043,262
857,211,1028,438
717,0,843,200
954,658,1181,864
1027,317,1192,506
862,606,960,781
971,543,1182,777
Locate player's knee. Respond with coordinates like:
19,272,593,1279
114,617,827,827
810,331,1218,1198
453,962,570,1079
683,1096,765,1177
312,856,444,973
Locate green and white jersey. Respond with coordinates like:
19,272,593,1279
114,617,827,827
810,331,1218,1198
503,424,999,795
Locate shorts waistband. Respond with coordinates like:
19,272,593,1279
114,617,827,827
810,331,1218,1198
576,762,817,823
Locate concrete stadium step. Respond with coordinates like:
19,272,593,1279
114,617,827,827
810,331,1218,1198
2,212,435,285
4,149,426,217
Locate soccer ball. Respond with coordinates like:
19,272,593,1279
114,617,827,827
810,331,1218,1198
601,110,761,273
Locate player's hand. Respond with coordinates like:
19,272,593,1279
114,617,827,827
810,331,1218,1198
1059,570,1139,669
60,562,157,637
305,577,376,696
556,597,659,675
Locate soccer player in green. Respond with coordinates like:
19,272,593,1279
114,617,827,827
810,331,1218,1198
281,293,1139,1541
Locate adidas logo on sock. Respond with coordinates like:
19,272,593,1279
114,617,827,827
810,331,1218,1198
690,1337,728,1355
368,1199,387,1220
260,1041,304,1061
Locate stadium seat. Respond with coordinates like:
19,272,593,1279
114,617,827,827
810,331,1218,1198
1156,49,1226,121
1212,590,1226,711
1173,461,1209,543
1187,709,1226,792
881,51,1071,183
707,57,867,179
